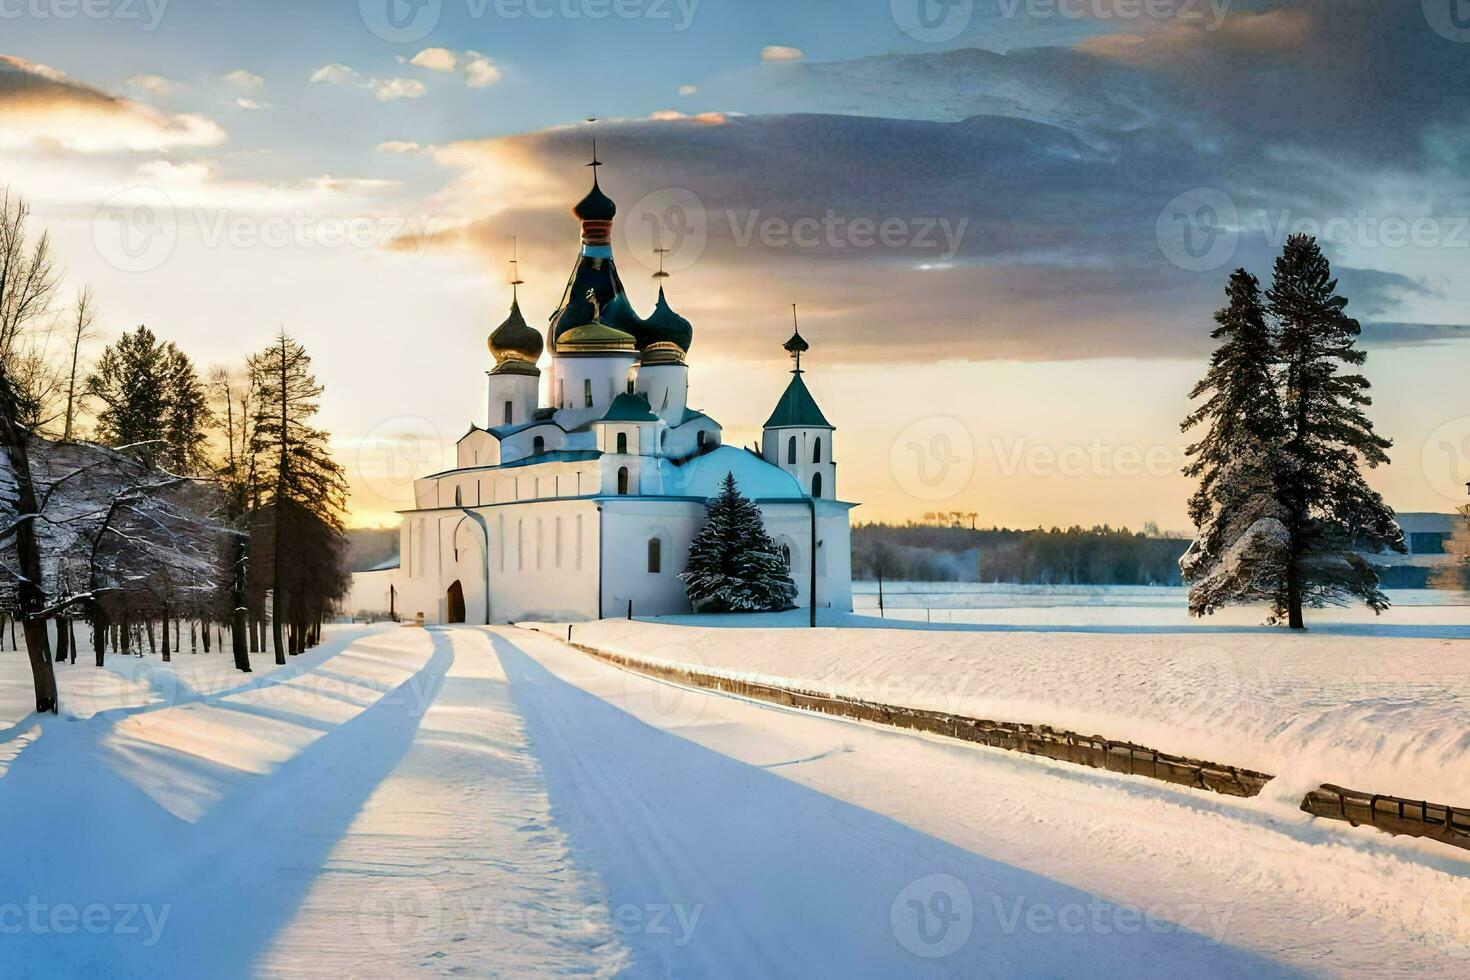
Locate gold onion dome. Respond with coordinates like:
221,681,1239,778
488,297,544,375
557,320,637,354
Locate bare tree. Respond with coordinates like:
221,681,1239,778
62,286,96,442
0,188,62,712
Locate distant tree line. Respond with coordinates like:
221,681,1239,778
852,522,1189,586
0,189,350,713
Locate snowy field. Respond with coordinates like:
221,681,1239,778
0,591,1465,977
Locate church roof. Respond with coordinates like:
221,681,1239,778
601,392,658,423
573,177,616,221
557,320,637,353
488,297,543,374
763,373,832,429
642,286,693,354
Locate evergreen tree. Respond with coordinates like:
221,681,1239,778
1180,269,1290,615
247,332,348,663
680,472,797,613
1269,234,1403,627
87,325,211,472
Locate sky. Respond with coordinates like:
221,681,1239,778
2,0,1467,531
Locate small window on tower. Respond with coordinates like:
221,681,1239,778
617,466,630,495
533,436,545,455
503,401,513,425
584,379,593,407
813,437,822,463
647,538,662,574
787,436,797,465
616,432,628,454
697,430,707,451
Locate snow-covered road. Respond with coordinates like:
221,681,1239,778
0,625,1464,977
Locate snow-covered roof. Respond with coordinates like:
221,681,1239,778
664,445,806,501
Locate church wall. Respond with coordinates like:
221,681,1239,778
757,500,854,611
599,498,707,618
762,428,837,500
396,497,603,623
663,419,720,460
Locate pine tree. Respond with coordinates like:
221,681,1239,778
1180,269,1290,615
247,332,349,663
87,325,211,472
680,472,797,613
1269,234,1403,627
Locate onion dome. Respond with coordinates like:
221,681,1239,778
557,320,637,355
573,177,616,222
488,297,543,375
640,287,693,365
602,292,648,341
574,177,616,249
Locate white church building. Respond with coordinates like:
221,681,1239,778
390,165,855,624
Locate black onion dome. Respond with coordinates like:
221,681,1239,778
602,292,649,344
488,297,543,372
572,177,616,221
644,287,693,353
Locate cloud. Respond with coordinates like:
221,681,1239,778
223,69,263,90
127,74,175,96
378,140,424,155
310,63,360,85
370,78,427,101
402,47,503,89
234,98,268,110
310,64,427,101
0,56,225,153
678,84,697,96
464,54,502,89
398,111,1467,364
761,45,804,63
409,48,457,72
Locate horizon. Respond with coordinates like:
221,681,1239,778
3,0,1466,532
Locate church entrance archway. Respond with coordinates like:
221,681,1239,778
446,580,466,624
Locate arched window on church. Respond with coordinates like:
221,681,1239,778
780,543,791,568
503,400,513,425
616,432,628,454
811,472,822,498
647,538,662,574
617,466,630,495
696,430,707,452
454,486,462,506
787,436,797,464
813,437,822,463
533,435,545,455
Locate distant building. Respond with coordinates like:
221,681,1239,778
1363,512,1462,587
384,162,855,624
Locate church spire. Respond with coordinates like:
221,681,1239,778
783,304,809,374
488,239,542,375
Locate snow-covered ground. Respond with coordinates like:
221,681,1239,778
540,590,1470,806
0,598,1466,976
